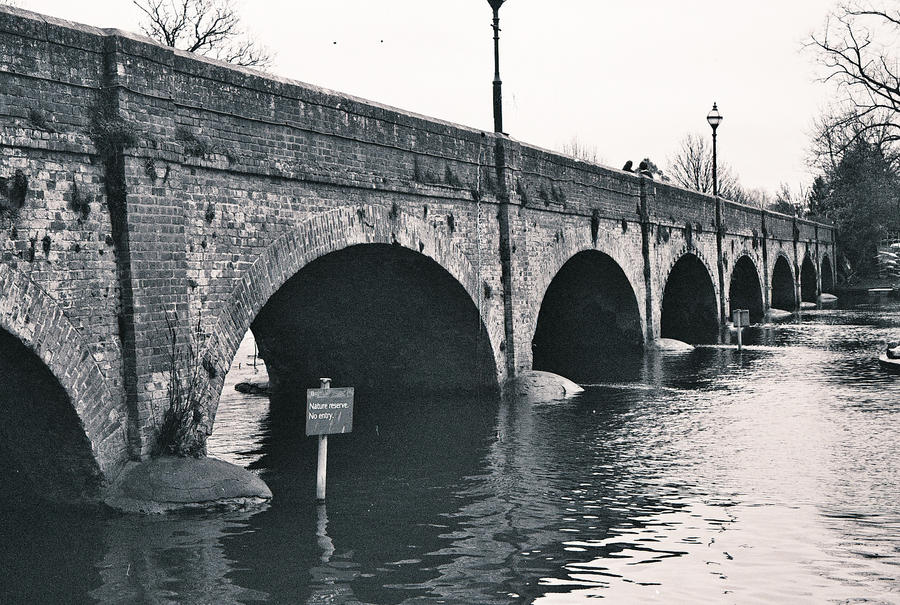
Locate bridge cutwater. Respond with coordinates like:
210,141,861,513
0,7,834,498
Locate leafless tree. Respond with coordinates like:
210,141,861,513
133,0,271,68
810,106,899,172
732,186,772,209
666,133,746,201
559,136,605,165
808,2,899,155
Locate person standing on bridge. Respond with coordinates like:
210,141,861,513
638,160,654,179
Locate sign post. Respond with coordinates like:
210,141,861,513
307,378,354,503
732,309,750,351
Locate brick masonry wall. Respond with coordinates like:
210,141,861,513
0,6,837,478
0,8,127,478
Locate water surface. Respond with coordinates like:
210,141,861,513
2,298,898,603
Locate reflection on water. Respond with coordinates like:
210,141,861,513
1,298,899,603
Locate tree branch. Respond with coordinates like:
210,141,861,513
133,0,271,69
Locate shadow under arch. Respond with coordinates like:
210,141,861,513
201,205,503,426
801,254,818,302
821,255,835,294
728,255,765,323
660,252,719,344
532,249,643,381
0,266,127,500
252,243,498,400
771,254,796,311
0,327,102,502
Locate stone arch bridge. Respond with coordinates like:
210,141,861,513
0,7,835,497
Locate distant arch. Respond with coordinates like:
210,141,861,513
201,204,504,425
660,252,719,344
729,255,765,323
800,253,818,303
771,254,796,311
0,265,127,495
821,254,835,294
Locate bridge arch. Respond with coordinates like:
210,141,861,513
530,229,647,343
660,251,719,344
800,253,818,303
201,204,504,425
771,253,796,311
728,254,765,324
821,254,835,294
0,266,127,498
532,249,643,381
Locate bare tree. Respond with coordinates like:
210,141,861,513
133,0,271,68
808,2,900,154
666,133,744,201
731,186,772,209
558,136,605,165
810,106,899,172
767,182,808,216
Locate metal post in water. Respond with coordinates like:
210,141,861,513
316,377,331,503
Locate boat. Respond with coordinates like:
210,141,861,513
878,353,900,372
880,346,900,372
868,287,893,297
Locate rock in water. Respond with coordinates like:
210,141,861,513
235,381,270,395
104,456,272,514
653,338,695,352
768,308,793,322
800,301,817,310
819,293,838,304
503,370,583,403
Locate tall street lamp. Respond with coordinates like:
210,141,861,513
706,102,723,196
707,103,726,337
488,0,505,133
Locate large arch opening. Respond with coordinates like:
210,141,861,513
0,328,101,504
660,254,718,344
728,256,765,324
250,243,498,401
821,256,835,293
208,242,501,534
771,255,796,311
801,255,818,303
532,250,643,381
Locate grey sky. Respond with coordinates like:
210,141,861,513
17,1,839,194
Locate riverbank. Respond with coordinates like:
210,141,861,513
836,276,900,297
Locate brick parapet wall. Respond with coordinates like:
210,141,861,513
721,199,763,237
766,211,796,242
515,144,642,221
648,181,718,232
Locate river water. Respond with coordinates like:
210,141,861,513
2,297,899,604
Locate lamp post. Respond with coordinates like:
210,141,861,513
488,0,505,133
706,102,723,196
707,102,726,340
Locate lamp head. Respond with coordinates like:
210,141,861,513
488,0,505,12
706,102,723,131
